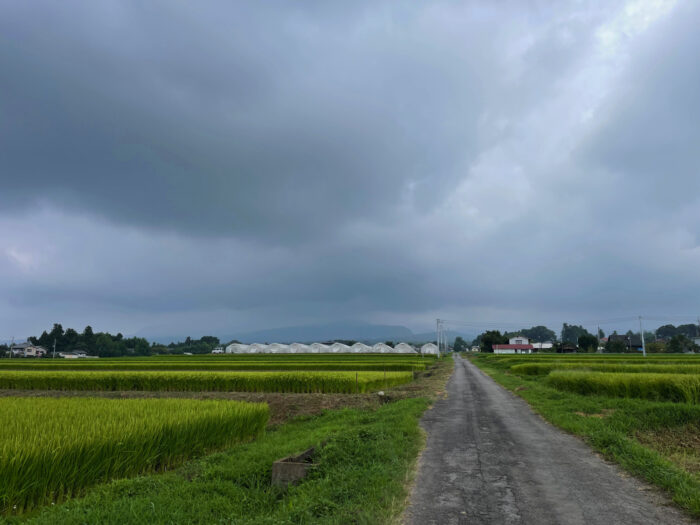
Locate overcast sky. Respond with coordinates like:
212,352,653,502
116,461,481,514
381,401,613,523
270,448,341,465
1,0,699,339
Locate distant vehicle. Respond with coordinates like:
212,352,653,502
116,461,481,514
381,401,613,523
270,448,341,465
211,349,224,354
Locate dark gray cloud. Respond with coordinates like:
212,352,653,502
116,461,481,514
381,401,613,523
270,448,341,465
1,1,699,339
0,0,490,241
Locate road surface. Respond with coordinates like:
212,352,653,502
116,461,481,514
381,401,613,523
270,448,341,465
404,355,692,525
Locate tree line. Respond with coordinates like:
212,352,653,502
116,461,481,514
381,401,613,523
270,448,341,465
461,322,700,353
1,324,223,358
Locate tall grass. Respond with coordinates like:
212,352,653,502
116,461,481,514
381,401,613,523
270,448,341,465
0,370,412,393
546,371,700,403
0,397,268,515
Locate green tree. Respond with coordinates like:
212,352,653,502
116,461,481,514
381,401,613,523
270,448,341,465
478,330,508,353
677,324,700,338
82,326,96,353
667,334,694,353
656,324,677,339
561,324,593,345
63,328,79,350
518,326,556,343
598,328,605,339
605,339,627,353
453,336,468,352
577,334,598,352
646,341,666,353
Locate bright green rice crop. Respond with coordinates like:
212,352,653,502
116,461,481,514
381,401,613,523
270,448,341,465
0,370,412,393
546,371,700,403
511,363,700,376
0,361,425,372
0,397,268,515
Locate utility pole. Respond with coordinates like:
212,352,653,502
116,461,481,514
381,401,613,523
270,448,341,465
9,336,14,359
53,338,56,359
436,319,440,358
639,316,646,357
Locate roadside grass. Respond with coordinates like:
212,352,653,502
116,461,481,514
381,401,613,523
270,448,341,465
4,398,431,525
2,357,453,524
469,355,700,518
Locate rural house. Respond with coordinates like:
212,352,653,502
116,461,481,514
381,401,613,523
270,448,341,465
493,336,535,354
608,334,643,352
9,343,47,358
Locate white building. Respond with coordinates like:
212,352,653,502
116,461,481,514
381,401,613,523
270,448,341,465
509,335,530,345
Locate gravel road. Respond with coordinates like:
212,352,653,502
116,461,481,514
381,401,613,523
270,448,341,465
404,355,693,525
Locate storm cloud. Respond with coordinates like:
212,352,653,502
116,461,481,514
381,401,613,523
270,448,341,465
1,0,699,338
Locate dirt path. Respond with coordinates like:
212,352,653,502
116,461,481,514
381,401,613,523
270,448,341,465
404,355,693,525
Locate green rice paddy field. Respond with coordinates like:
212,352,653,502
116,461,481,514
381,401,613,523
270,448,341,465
0,353,444,522
469,352,700,517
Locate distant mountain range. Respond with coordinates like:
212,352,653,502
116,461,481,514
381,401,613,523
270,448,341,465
144,322,478,346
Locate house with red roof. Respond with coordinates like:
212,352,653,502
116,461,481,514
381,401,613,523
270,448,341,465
492,335,535,354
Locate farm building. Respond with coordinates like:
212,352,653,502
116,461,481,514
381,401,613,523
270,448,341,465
531,342,554,350
9,343,48,358
311,343,330,353
351,342,372,353
289,343,312,353
607,334,643,352
492,344,534,354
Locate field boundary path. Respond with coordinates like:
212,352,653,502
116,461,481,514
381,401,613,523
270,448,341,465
404,355,693,525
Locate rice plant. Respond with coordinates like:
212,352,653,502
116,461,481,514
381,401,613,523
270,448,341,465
511,363,700,376
546,371,700,403
0,370,412,393
0,397,268,515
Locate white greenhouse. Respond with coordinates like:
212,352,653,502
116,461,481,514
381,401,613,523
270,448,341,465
225,343,249,354
310,343,330,353
372,343,393,353
350,342,372,353
265,343,290,354
393,343,417,354
289,343,312,353
421,343,439,355
329,342,352,353
247,343,268,353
